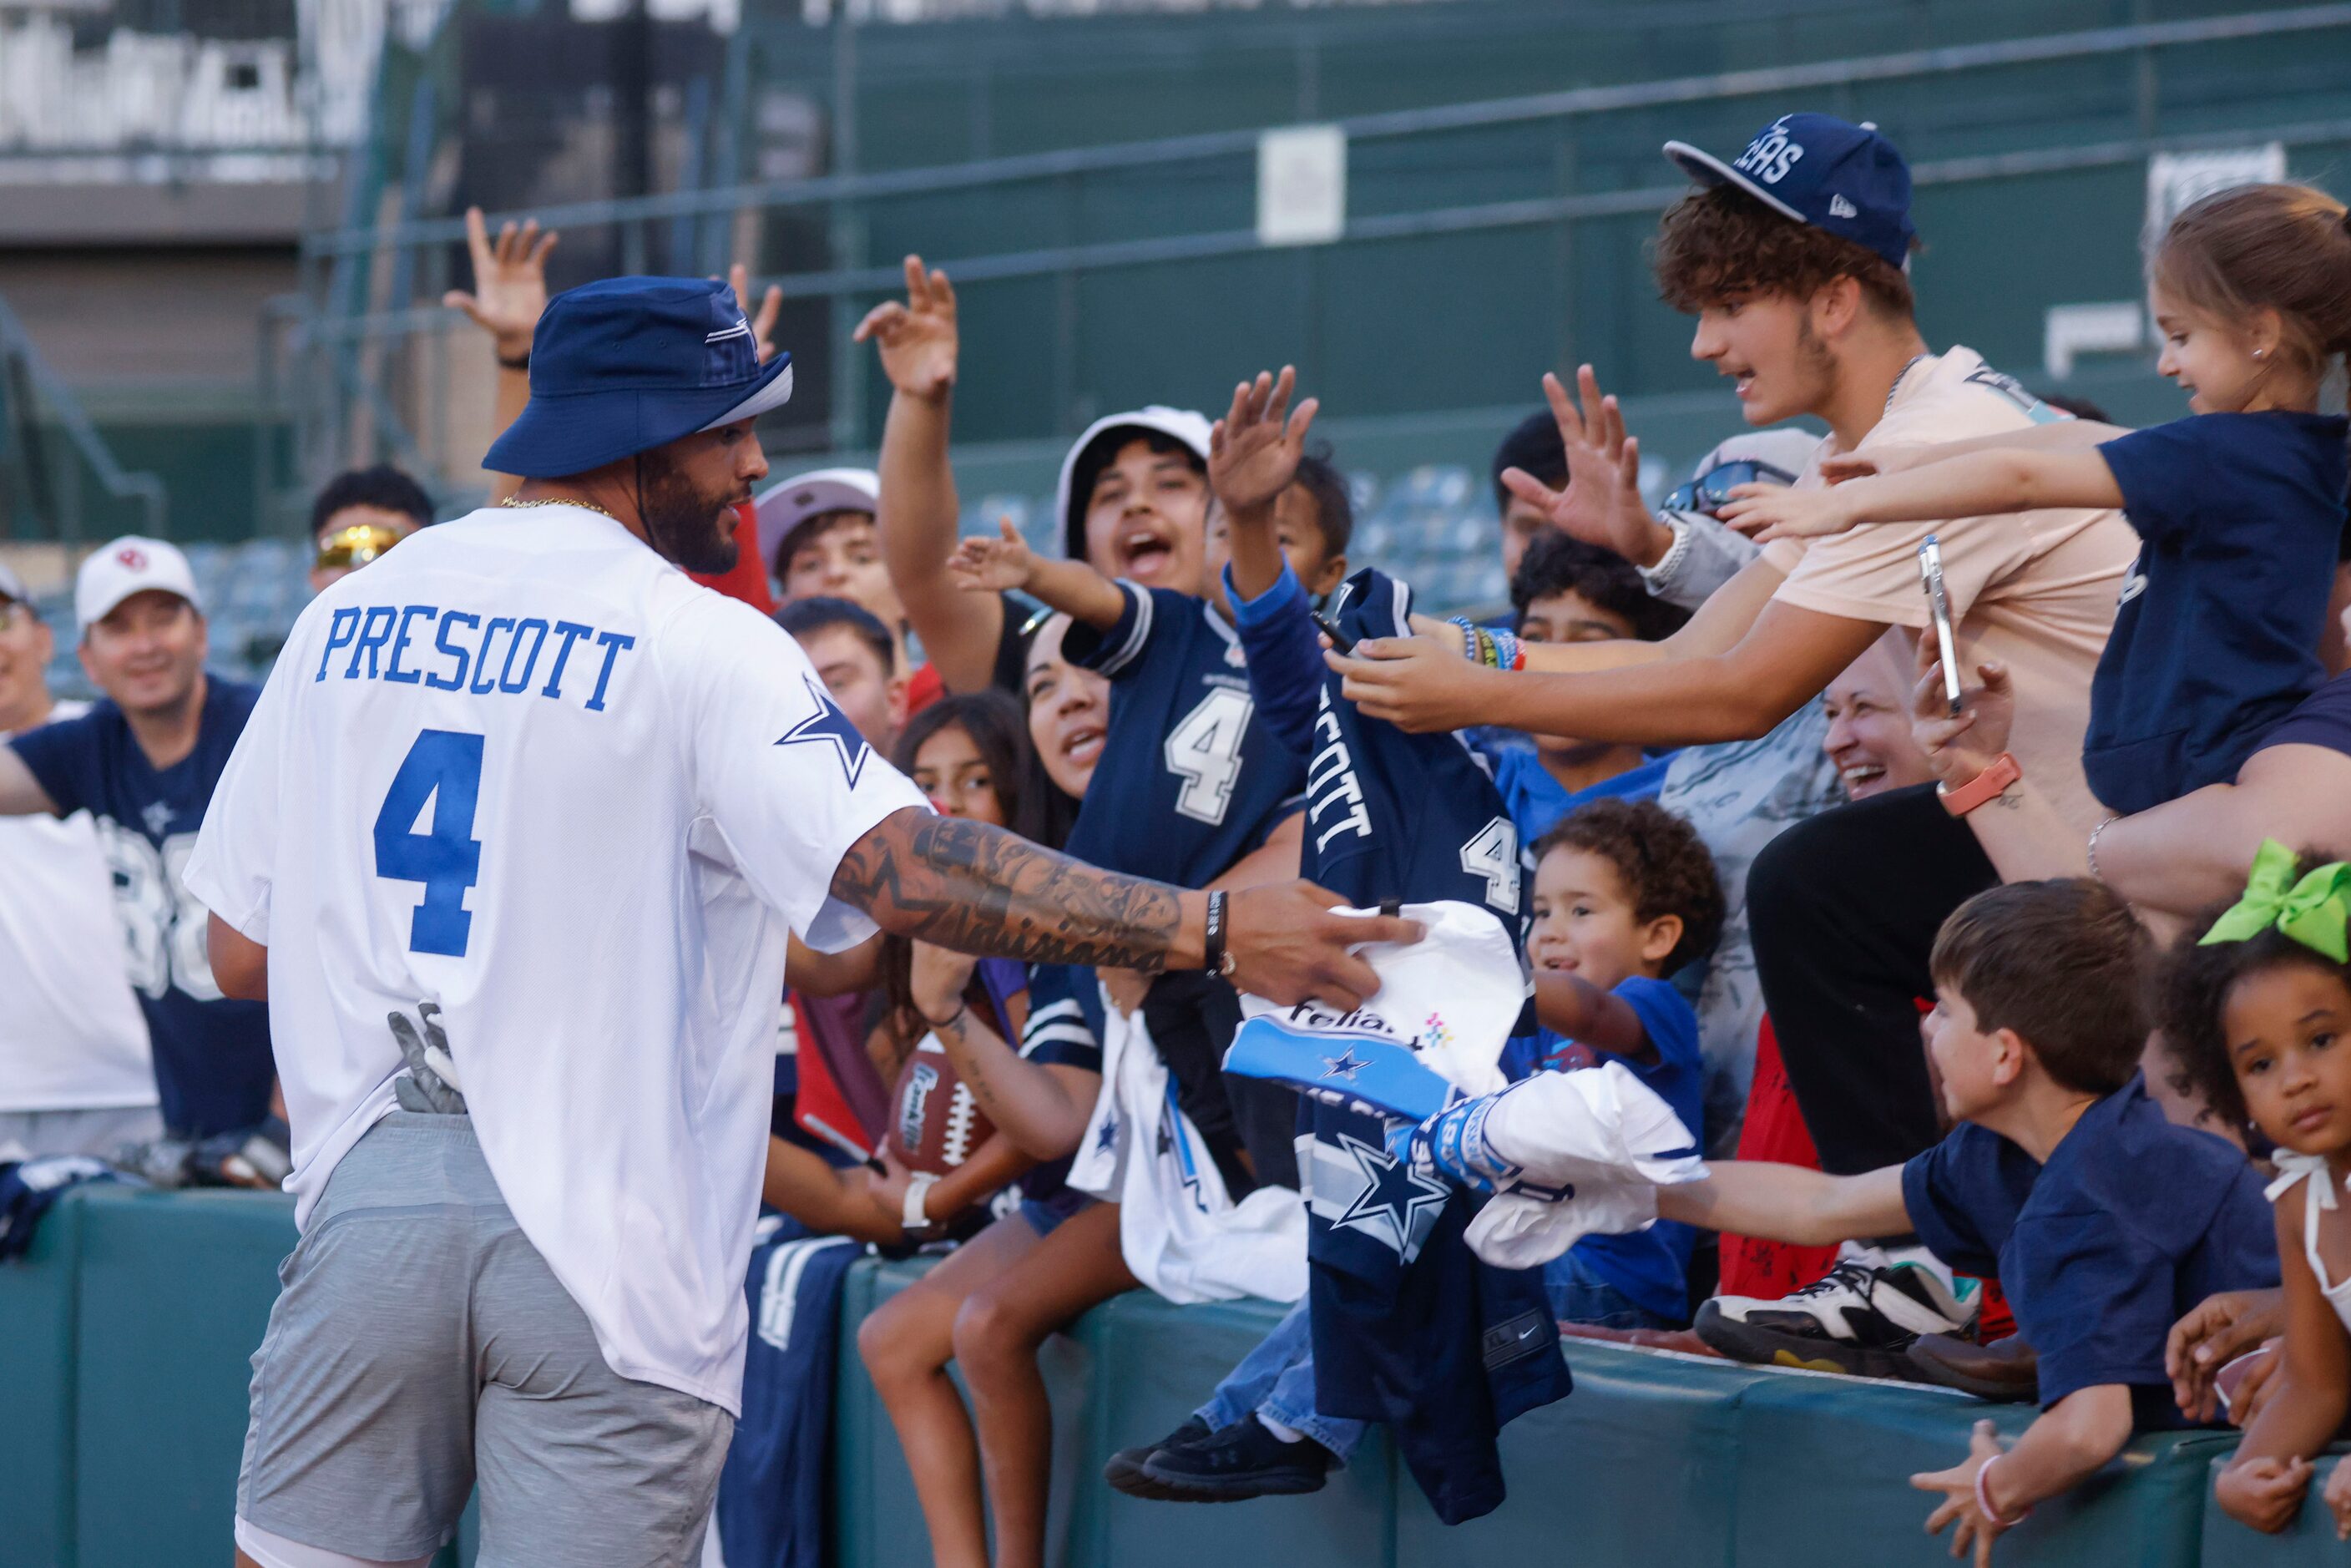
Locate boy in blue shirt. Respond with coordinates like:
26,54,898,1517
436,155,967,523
1443,877,2277,1560
1485,533,1686,839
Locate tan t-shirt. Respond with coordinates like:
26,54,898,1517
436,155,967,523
1762,346,2139,832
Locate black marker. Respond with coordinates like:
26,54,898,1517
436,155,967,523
1312,609,1355,655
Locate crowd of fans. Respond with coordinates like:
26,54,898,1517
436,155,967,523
8,106,2351,1565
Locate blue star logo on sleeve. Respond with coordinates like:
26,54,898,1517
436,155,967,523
1331,1130,1450,1262
773,675,872,787
1320,1047,1370,1083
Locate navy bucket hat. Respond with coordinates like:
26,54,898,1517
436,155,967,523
483,276,795,480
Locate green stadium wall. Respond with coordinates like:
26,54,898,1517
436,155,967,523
2,1183,2338,1566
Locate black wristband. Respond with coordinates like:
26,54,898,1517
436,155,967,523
1203,890,1232,978
497,348,530,372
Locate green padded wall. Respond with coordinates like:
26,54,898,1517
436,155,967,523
70,1186,297,1567
1729,1360,2227,1567
0,1187,83,1568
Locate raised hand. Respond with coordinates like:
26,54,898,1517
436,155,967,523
1909,631,2014,787
442,207,558,361
854,255,958,400
1499,365,1671,569
1209,366,1320,516
946,518,1035,594
727,262,785,364
1716,483,1859,542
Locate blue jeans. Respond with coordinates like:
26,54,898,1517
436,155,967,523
1194,1301,1367,1464
1543,1249,1681,1330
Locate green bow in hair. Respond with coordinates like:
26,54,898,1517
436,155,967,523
2199,839,2351,964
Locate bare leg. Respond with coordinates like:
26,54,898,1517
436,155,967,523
858,1214,1046,1568
953,1201,1135,1568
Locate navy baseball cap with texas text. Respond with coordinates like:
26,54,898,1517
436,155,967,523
1664,114,1916,271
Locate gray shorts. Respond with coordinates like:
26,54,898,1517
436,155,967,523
0,1103,162,1161
236,1111,732,1567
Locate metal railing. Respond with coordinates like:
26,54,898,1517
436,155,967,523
0,295,168,545
281,1,2351,508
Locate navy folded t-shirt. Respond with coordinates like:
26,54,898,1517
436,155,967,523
1900,1075,2278,1427
2087,411,2349,815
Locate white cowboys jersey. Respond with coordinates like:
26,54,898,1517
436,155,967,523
185,503,928,1412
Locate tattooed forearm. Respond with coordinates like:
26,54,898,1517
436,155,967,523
831,808,1191,970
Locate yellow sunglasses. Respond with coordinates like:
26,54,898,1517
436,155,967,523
314,524,406,572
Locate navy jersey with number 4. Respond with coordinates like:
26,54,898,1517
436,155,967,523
1061,581,1305,888
1229,561,1567,1525
8,678,275,1138
1297,569,1525,930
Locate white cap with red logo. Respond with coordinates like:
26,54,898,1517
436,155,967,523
76,536,203,635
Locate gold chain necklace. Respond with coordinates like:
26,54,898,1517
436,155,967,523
499,495,620,523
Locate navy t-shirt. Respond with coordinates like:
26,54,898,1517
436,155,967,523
1512,976,1703,1322
1900,1075,2278,1427
1231,566,1529,933
2087,412,2350,815
1007,960,1105,1209
8,677,275,1137
1062,581,1305,888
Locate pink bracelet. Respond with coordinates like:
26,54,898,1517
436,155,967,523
1974,1453,2031,1527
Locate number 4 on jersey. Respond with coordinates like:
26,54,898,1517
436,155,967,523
1459,816,1521,914
374,730,486,957
1164,685,1254,824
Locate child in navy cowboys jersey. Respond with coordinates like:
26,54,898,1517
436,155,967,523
949,408,1347,1189
1109,370,1716,1517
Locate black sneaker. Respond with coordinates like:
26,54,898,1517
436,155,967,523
1103,1415,1212,1500
1694,1255,1978,1379
1135,1419,1332,1502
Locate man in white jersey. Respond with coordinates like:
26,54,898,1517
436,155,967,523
185,276,1410,1568
0,563,158,1159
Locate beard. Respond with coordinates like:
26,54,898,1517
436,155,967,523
636,449,743,575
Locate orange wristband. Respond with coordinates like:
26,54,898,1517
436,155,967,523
1937,752,2021,817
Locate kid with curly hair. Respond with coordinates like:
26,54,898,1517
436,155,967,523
2166,842,2351,1536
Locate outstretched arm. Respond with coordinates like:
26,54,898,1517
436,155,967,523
827,807,1421,1010
859,256,1009,692
1656,1159,1910,1247
444,207,558,504
1719,447,2124,544
948,523,1126,630
1531,972,1651,1061
1211,365,1319,599
0,746,59,817
1333,590,1877,742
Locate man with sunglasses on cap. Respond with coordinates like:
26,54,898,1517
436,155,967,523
178,274,1414,1568
1330,114,2136,1373
0,563,159,1161
308,465,436,594
0,541,280,1176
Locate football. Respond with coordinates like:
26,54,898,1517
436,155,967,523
887,1036,996,1176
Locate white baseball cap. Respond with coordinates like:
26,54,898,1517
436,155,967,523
751,468,882,582
0,560,28,608
76,536,203,635
1054,406,1214,562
